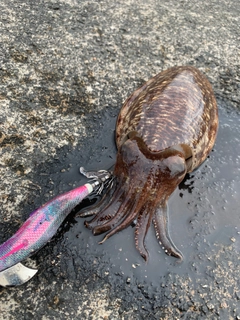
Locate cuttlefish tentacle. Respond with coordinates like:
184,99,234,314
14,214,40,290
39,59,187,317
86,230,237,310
98,195,147,244
134,201,155,261
153,205,182,259
85,180,126,228
92,187,138,235
78,180,117,217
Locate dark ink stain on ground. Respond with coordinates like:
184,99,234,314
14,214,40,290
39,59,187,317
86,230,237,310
1,103,239,318
28,104,240,287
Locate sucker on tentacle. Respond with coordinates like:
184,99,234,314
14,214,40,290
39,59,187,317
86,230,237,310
153,205,182,259
83,66,218,261
98,190,149,244
135,201,155,261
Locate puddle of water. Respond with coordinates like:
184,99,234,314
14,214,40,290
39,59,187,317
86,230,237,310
51,105,240,284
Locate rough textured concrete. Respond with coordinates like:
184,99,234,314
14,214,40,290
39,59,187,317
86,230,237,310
0,0,239,319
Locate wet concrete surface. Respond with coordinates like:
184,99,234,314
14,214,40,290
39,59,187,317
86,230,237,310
0,0,240,319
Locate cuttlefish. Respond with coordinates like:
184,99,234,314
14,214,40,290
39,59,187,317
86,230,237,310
80,66,218,261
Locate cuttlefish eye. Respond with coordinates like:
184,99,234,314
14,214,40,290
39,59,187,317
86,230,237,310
163,155,186,178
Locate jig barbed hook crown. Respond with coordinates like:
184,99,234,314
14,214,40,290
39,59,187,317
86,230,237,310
79,167,113,195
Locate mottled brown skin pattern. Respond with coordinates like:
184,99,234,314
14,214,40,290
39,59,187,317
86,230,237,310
83,66,218,261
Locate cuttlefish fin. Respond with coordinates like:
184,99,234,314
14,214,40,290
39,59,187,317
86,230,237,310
0,263,38,287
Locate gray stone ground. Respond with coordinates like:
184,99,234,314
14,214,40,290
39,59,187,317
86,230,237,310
0,0,240,319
